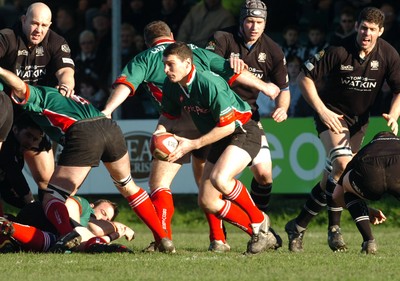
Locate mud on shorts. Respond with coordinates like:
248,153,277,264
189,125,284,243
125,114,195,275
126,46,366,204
167,110,210,164
0,91,13,141
340,154,400,201
207,120,261,164
58,117,127,166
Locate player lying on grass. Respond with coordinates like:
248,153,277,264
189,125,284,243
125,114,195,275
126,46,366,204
0,66,175,253
0,196,134,253
332,131,399,254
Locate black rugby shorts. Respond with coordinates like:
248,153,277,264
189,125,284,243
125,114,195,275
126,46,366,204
207,120,261,164
58,117,127,166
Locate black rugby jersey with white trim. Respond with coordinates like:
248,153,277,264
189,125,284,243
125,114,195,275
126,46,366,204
206,25,289,121
302,34,400,117
0,23,74,87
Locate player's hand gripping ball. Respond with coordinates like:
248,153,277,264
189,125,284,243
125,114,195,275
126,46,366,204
150,132,178,161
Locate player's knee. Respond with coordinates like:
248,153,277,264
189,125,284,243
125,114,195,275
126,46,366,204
197,194,218,213
252,173,272,185
45,184,71,202
328,146,352,176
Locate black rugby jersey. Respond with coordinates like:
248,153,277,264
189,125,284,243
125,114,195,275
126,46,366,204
302,34,400,117
206,26,289,121
0,23,74,87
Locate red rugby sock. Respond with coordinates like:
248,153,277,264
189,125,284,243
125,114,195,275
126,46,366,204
216,200,252,236
151,187,174,239
126,188,167,242
225,180,264,224
44,198,73,236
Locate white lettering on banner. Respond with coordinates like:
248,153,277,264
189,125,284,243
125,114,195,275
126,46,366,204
289,133,325,180
266,132,325,181
266,133,283,177
125,131,153,181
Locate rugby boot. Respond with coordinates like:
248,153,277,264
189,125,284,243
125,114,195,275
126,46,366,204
328,225,347,252
269,227,283,250
158,238,176,253
285,219,305,252
246,213,276,254
208,240,231,253
48,230,82,253
0,217,14,236
361,239,377,254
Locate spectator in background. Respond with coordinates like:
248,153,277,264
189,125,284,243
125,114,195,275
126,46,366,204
54,5,82,58
286,55,307,117
74,30,100,83
280,25,306,61
76,75,108,110
302,24,330,61
152,0,187,35
122,0,152,34
329,7,356,46
177,0,235,47
91,11,112,84
134,34,145,53
379,2,400,53
120,23,139,66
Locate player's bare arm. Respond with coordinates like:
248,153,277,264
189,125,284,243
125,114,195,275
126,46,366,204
55,67,75,98
0,66,27,99
229,54,248,73
235,70,280,100
168,122,235,163
297,72,344,134
383,92,400,135
271,89,290,122
102,84,132,118
65,198,81,224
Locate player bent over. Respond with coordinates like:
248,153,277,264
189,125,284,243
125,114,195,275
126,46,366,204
333,131,400,254
0,66,175,253
160,42,276,254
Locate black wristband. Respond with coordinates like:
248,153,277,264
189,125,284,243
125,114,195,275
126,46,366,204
107,232,120,241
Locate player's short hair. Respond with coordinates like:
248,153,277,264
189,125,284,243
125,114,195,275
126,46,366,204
239,0,267,24
163,41,193,62
13,112,43,133
358,7,385,28
92,199,119,221
144,20,171,46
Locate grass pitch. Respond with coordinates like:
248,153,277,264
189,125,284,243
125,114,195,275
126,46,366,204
1,194,399,281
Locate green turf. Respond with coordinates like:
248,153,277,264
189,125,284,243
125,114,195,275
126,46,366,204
1,194,399,281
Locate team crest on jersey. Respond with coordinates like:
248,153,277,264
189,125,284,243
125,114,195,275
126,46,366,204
258,52,267,63
61,44,71,53
314,50,325,61
35,46,44,56
370,60,379,70
17,50,28,56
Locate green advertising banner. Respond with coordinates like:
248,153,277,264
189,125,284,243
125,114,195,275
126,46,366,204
238,117,395,194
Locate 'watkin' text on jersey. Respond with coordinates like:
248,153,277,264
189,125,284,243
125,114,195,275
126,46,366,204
341,76,377,89
16,67,46,80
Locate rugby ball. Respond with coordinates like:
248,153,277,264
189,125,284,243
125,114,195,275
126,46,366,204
150,132,178,161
